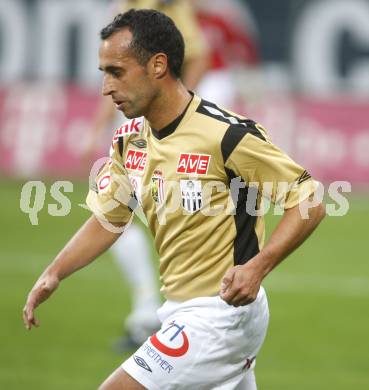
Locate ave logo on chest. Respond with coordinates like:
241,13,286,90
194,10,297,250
125,149,147,172
177,153,211,175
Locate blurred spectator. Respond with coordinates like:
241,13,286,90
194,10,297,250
195,0,263,111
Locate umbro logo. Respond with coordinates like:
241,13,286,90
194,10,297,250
133,355,152,372
130,139,147,149
298,170,312,185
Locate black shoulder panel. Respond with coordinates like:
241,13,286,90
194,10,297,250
196,99,266,163
221,122,266,163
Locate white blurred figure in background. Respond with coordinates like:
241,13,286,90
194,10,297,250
84,0,209,351
194,0,262,112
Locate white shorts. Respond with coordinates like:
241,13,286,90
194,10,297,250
122,287,269,390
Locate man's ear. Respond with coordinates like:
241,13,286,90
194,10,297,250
150,53,168,79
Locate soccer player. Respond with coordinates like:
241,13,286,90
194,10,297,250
23,9,325,390
83,0,210,350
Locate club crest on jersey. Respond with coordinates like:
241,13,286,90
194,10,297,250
128,174,143,204
151,170,165,204
180,180,202,213
177,153,210,175
113,118,142,142
125,149,147,172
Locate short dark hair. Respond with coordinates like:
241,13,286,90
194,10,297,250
100,9,185,78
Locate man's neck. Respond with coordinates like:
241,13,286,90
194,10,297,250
146,81,192,131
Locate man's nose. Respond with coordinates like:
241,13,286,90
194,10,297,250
102,76,115,96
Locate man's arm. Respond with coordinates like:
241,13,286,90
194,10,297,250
23,215,122,330
220,199,326,306
182,54,210,91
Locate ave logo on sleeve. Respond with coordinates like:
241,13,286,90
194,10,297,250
125,149,147,172
177,153,210,175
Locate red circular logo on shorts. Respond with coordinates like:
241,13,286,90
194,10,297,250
150,321,189,357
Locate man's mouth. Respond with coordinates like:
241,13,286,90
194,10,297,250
113,100,127,109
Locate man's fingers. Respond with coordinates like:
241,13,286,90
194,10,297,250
220,288,237,303
224,286,259,307
31,317,40,327
220,267,241,303
23,298,40,330
23,304,33,330
220,267,237,293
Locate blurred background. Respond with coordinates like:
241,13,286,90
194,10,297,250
1,0,368,389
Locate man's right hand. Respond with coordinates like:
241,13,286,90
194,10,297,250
23,272,60,330
22,216,124,331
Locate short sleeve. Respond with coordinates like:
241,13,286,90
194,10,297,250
223,122,317,209
86,139,135,225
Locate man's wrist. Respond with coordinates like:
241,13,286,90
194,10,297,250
246,248,278,280
44,264,62,283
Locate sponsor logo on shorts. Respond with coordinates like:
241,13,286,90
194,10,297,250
150,320,189,357
180,180,202,213
133,355,152,372
177,153,210,175
143,343,174,374
243,356,256,370
125,149,147,172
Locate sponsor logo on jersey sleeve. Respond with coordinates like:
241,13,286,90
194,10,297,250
180,180,202,213
125,149,147,172
150,320,189,358
97,175,111,192
177,153,210,175
130,139,147,149
151,170,165,204
113,117,143,142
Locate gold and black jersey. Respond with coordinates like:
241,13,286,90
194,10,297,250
87,95,316,301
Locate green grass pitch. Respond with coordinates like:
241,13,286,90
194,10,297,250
0,180,368,389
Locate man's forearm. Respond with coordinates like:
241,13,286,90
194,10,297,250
23,215,123,329
183,55,210,90
250,201,326,278
46,215,122,281
220,198,326,306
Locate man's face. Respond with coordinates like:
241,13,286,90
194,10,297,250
99,29,157,119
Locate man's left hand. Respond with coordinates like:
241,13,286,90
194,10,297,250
220,263,263,307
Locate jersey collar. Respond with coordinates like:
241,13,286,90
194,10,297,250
150,93,200,140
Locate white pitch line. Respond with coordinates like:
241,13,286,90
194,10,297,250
2,251,369,297
264,273,369,297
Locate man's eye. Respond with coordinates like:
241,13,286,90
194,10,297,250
112,71,121,78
